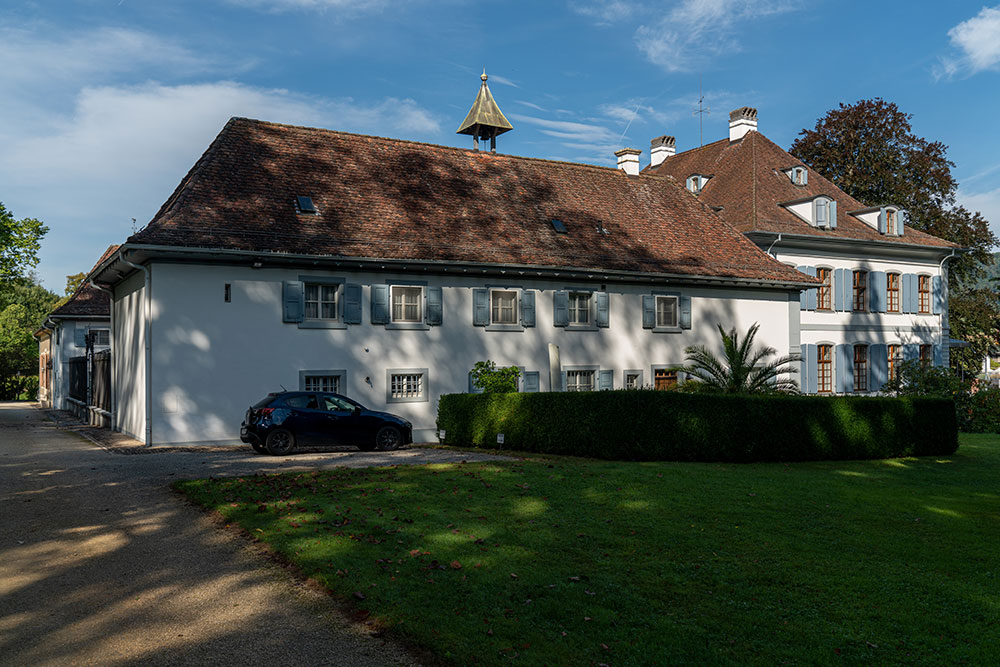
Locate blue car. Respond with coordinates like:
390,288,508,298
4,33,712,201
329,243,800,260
240,391,413,455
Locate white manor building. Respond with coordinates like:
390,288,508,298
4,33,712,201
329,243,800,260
87,78,958,445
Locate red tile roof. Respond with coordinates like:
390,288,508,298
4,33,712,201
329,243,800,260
647,132,957,249
128,118,813,285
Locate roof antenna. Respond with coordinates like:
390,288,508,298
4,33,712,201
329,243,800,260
131,217,137,234
692,74,710,146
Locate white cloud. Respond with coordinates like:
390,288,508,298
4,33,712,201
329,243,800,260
516,100,548,112
570,0,639,25
1,82,439,290
635,0,799,72
959,186,1000,239
936,5,1000,79
487,74,519,88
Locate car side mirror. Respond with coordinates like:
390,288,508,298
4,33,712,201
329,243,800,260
354,406,362,415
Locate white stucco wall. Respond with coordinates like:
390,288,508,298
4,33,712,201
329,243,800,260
113,270,147,441
133,262,795,445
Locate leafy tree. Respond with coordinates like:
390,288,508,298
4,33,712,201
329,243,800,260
65,272,86,295
790,98,995,286
681,323,800,393
0,275,60,327
948,287,1000,373
0,275,59,400
469,360,521,394
0,202,48,284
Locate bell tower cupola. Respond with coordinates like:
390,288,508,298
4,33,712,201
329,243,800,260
456,69,513,152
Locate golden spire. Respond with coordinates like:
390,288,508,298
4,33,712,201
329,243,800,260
456,69,513,152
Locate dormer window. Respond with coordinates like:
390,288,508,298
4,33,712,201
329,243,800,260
812,196,837,229
685,174,710,194
878,207,906,237
790,167,807,186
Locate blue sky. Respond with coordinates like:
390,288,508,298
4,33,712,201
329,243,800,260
2,0,999,293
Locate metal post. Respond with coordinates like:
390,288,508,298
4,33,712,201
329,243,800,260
85,331,94,411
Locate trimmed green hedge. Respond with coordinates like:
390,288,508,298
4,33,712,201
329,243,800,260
436,391,958,462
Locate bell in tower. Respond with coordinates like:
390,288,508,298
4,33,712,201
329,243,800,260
456,70,513,153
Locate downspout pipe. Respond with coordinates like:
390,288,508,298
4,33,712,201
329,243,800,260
765,233,783,258
938,249,959,366
120,252,152,447
88,280,116,429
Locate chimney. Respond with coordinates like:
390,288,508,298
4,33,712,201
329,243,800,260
615,148,641,176
729,106,758,142
649,135,676,168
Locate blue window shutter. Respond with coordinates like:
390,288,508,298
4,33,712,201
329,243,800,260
472,288,489,326
901,274,911,313
802,169,808,185
933,344,943,367
282,280,304,323
796,266,809,310
520,290,535,327
425,286,443,325
561,371,567,392
679,295,692,329
805,344,818,394
523,371,540,393
341,283,362,324
869,271,885,313
829,200,837,229
906,273,918,314
903,343,919,362
898,210,907,236
932,276,943,315
686,175,696,192
814,198,827,227
370,284,390,324
836,344,853,393
806,267,818,310
833,268,845,311
74,326,86,347
641,295,655,329
598,369,613,391
870,343,888,391
553,291,569,327
878,208,887,234
596,292,609,328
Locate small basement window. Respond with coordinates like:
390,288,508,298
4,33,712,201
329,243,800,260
296,196,317,213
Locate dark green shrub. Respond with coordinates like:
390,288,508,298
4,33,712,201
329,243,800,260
437,391,958,462
964,387,1000,433
469,360,520,394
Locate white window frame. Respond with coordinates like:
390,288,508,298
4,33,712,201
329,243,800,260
568,291,592,326
299,369,347,394
565,368,596,392
386,368,428,403
886,208,898,235
490,289,519,326
624,369,643,390
655,295,679,329
304,282,340,321
90,328,110,346
391,285,423,323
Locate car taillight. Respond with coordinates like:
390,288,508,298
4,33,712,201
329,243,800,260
258,408,275,416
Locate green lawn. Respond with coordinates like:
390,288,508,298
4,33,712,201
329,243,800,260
175,436,1000,665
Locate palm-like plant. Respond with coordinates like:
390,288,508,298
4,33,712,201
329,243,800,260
681,323,800,393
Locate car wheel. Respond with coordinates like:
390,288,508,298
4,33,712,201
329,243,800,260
265,429,296,456
250,441,266,454
375,425,402,451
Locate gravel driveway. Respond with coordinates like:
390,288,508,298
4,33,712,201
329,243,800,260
0,403,510,666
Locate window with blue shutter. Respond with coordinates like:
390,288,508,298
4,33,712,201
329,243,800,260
342,284,362,324
523,371,540,393
870,343,888,391
869,271,886,313
370,284,390,324
553,291,569,327
74,326,86,347
472,288,489,326
425,286,443,325
598,369,613,391
814,198,828,227
897,210,907,236
903,344,919,362
878,208,888,234
933,344,943,367
518,290,535,327
836,344,853,393
282,280,304,323
641,295,655,329
596,292,609,328
903,274,917,314
796,266,818,310
932,276,943,315
679,295,692,329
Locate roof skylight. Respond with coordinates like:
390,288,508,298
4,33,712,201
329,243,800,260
550,219,567,233
296,196,317,213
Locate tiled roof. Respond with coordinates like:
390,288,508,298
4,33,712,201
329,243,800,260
647,132,958,249
128,118,813,285
49,245,118,319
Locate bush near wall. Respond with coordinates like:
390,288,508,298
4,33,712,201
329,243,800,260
437,391,958,462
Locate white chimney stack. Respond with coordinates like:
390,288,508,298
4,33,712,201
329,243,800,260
649,135,676,168
615,148,641,176
729,106,758,142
